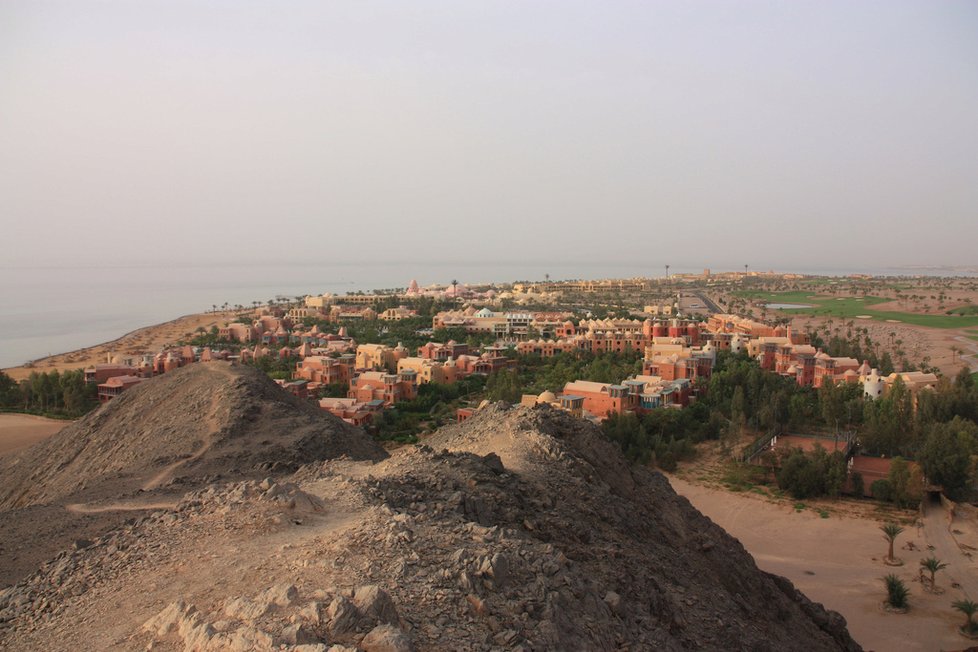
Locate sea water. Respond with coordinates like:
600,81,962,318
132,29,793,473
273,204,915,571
0,261,670,368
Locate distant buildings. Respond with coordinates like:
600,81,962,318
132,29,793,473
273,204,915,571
85,364,139,384
293,355,356,386
349,371,418,406
319,397,384,426
380,306,418,321
519,373,693,423
418,341,470,360
86,345,231,401
432,308,575,339
355,343,409,371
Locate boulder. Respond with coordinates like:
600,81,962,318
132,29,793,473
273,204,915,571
360,623,415,652
352,585,399,625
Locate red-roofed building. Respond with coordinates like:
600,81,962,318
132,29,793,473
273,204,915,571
97,375,143,402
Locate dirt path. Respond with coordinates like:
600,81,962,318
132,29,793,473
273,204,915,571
954,335,978,372
921,499,978,599
65,500,178,514
142,364,232,491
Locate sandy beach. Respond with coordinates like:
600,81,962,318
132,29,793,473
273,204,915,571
0,414,69,457
1,311,232,382
670,476,975,651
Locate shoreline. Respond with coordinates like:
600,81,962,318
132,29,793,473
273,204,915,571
2,311,233,382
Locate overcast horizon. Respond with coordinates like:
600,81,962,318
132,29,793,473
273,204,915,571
1,1,976,270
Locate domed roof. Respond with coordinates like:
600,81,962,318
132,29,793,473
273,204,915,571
538,390,557,403
786,364,799,374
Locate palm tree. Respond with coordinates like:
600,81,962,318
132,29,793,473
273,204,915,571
920,556,947,590
450,279,458,300
953,599,978,634
881,522,905,564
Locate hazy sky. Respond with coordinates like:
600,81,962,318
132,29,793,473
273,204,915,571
1,1,976,271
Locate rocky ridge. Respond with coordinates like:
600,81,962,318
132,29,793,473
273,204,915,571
0,402,861,651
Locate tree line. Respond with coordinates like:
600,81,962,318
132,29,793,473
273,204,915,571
599,350,978,502
0,369,98,419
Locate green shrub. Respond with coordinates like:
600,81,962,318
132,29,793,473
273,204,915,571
883,574,909,609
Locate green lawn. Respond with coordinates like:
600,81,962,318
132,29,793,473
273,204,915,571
737,290,978,329
948,305,978,316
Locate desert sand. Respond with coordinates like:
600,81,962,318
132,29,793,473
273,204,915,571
0,414,69,457
1,311,232,382
789,314,978,377
669,476,978,651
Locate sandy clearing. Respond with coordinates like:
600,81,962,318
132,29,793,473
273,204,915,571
0,414,69,457
669,477,975,651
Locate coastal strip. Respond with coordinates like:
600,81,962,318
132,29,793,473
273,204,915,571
1,311,232,382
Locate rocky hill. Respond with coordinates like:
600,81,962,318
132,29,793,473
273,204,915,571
0,401,861,651
0,362,385,509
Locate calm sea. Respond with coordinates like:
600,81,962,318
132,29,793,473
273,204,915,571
0,262,972,369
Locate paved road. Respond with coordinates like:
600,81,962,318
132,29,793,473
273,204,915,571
691,291,722,314
921,499,978,600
